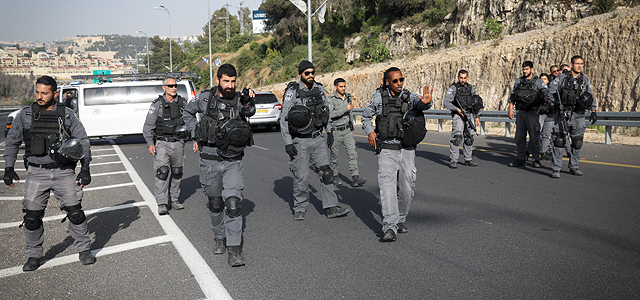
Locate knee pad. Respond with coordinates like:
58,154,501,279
225,196,242,218
464,135,474,146
171,167,183,179
451,134,463,146
64,204,86,225
156,166,170,181
207,196,224,213
22,209,45,231
571,136,583,149
319,165,333,185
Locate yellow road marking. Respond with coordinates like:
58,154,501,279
353,134,640,169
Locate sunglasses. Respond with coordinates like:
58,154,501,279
391,78,405,84
304,70,316,76
165,84,178,88
552,70,559,73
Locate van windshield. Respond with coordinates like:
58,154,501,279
83,84,188,105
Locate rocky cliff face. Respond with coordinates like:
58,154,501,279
264,7,640,112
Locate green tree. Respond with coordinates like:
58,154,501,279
149,36,185,72
195,7,241,54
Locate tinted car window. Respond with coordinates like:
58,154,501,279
83,84,188,105
254,94,279,104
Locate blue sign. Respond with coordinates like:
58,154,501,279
252,10,267,20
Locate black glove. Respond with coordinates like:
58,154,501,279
240,88,251,105
285,144,297,159
589,111,597,125
326,132,334,148
3,167,19,186
76,166,91,186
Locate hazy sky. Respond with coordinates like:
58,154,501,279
0,0,265,43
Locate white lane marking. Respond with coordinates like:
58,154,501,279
83,182,135,192
0,235,173,279
91,161,123,166
92,154,119,158
252,145,269,150
0,197,22,201
90,148,115,152
91,170,129,177
110,141,232,300
0,201,147,229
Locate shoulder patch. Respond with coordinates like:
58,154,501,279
148,105,157,115
285,93,293,102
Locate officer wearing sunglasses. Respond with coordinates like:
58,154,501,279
361,67,433,242
279,60,351,221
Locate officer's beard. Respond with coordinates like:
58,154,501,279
218,85,235,99
301,76,314,88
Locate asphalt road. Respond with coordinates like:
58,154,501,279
1,117,640,299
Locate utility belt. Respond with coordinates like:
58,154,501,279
296,130,322,139
156,136,179,143
200,152,239,162
27,162,75,170
333,124,349,131
379,142,415,150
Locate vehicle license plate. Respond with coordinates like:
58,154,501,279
257,109,269,113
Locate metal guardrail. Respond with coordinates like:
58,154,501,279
351,109,640,145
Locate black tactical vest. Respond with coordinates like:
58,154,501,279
195,89,241,146
155,96,185,137
559,74,585,107
295,83,329,130
514,76,543,110
376,89,410,140
23,103,66,157
453,82,473,110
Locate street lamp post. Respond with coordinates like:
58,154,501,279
136,30,150,73
155,5,172,72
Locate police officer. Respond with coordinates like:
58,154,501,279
64,90,78,115
362,67,433,242
183,64,255,267
280,60,351,221
443,70,482,168
328,78,366,187
548,55,597,178
507,61,554,168
143,76,188,215
3,75,95,271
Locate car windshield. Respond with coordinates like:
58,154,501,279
254,94,278,104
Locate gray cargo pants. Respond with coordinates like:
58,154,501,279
378,148,417,234
22,167,91,258
329,128,360,177
153,140,185,205
200,158,244,247
289,136,340,213
552,110,586,171
450,113,476,162
515,109,541,161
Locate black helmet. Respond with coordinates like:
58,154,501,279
175,125,190,140
287,105,313,134
53,137,85,165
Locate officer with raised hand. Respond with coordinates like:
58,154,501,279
183,64,255,267
507,61,554,168
143,76,188,215
548,55,597,178
362,67,433,242
3,75,95,271
443,69,482,169
328,78,366,187
280,60,351,221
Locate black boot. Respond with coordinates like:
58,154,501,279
228,246,245,267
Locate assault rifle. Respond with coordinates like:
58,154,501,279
454,98,477,133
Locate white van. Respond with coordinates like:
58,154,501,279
5,77,196,139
